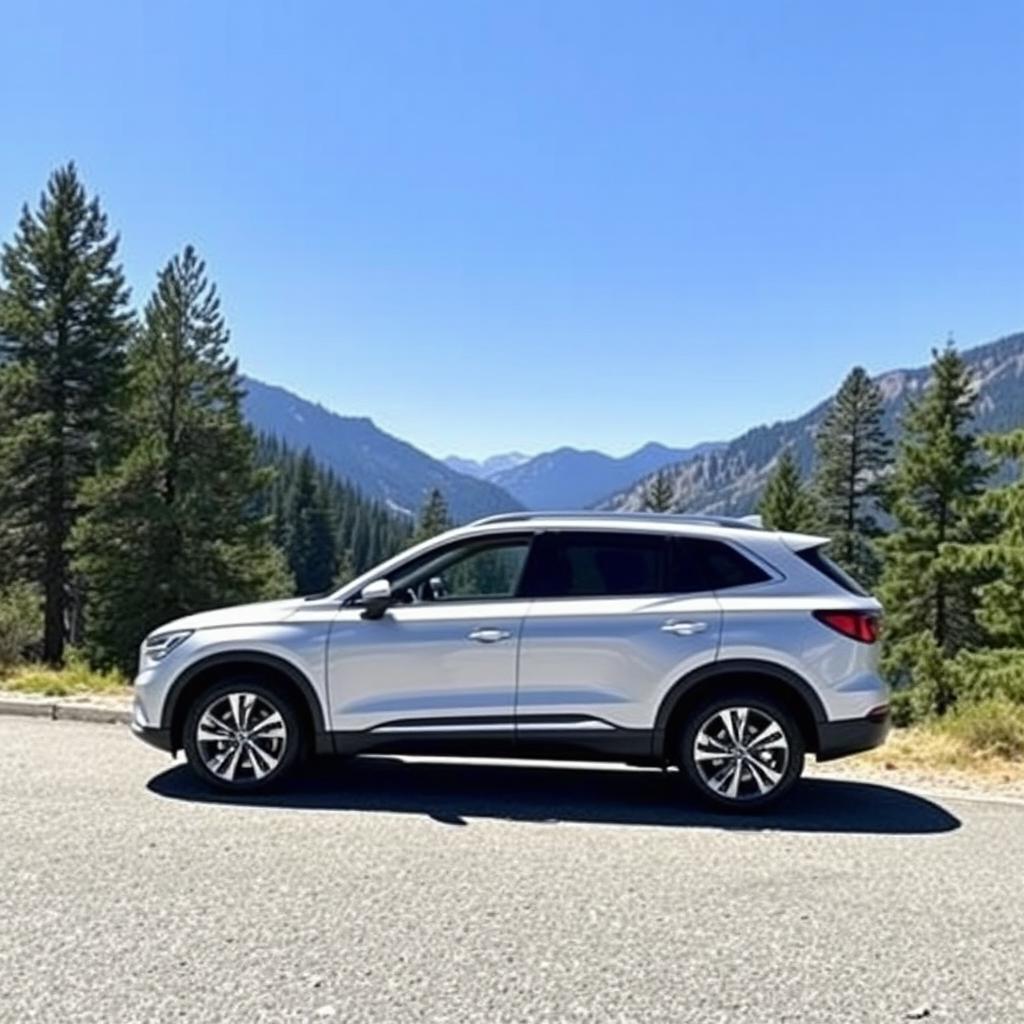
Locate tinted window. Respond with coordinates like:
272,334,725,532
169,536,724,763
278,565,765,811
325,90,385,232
669,538,772,592
796,545,867,596
521,532,668,598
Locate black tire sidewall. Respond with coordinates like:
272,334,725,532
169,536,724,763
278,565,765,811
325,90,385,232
678,692,805,811
183,677,303,792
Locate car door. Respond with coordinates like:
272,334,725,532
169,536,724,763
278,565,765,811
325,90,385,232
515,530,723,736
327,532,534,740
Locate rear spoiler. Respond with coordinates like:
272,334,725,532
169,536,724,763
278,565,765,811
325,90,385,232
778,532,830,552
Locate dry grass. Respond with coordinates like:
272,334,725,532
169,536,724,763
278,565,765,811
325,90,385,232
854,728,1024,779
820,710,1024,797
0,656,127,698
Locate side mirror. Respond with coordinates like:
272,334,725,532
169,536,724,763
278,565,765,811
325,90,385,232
358,578,393,620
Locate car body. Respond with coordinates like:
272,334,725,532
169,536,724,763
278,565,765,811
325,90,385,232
133,511,890,809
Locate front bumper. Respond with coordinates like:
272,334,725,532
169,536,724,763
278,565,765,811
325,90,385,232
816,709,891,762
131,721,174,753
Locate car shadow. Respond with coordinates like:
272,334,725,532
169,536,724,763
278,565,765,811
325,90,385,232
147,756,961,835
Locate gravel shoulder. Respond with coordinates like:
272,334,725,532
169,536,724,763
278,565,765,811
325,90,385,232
807,749,1024,802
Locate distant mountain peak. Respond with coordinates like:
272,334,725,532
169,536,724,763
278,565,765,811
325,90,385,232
487,440,725,509
443,451,532,480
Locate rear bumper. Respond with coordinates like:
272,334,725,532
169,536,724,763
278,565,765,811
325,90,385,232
816,710,891,762
131,721,174,753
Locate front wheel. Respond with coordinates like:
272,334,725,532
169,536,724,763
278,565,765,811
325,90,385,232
678,693,804,811
183,679,303,792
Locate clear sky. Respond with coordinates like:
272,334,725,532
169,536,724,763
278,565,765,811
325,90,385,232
2,1,1022,460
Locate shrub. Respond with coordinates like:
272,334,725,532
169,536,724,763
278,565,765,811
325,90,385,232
950,649,1024,706
889,688,918,728
883,632,959,723
0,581,42,673
941,697,1024,760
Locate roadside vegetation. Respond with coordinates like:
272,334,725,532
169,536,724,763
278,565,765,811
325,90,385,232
1,652,126,698
846,701,1024,790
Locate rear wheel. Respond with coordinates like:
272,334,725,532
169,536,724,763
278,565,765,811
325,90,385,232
678,692,804,811
183,678,303,792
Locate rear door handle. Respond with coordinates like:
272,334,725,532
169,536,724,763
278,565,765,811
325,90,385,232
468,627,512,644
661,620,708,636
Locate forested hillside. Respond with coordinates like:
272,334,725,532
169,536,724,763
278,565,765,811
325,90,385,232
257,436,411,593
243,378,521,523
606,332,1024,515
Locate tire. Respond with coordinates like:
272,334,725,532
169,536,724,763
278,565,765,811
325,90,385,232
183,677,304,792
677,691,805,812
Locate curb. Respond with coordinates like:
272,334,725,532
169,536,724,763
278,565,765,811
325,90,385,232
0,695,131,726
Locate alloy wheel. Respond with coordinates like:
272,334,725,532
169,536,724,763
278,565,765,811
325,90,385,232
194,691,289,783
692,705,791,801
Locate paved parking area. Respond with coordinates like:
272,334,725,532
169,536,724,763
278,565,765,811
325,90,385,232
0,716,1021,1023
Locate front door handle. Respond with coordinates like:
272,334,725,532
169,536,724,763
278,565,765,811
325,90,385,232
661,620,708,636
467,627,512,644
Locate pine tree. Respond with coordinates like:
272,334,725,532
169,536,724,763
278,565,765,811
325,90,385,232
283,450,336,594
253,433,411,578
72,246,290,670
645,470,675,512
414,488,450,543
0,164,132,663
813,366,890,584
879,345,993,670
759,448,817,532
333,546,357,588
947,428,1024,649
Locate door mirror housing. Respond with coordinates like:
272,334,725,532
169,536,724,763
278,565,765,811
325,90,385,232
358,578,393,619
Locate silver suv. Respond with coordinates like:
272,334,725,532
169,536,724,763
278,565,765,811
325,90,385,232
133,512,890,810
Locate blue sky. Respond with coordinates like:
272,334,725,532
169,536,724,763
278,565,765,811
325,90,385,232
2,1,1022,460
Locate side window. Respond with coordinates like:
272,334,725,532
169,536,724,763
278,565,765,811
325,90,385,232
520,532,670,598
390,537,531,602
670,537,771,591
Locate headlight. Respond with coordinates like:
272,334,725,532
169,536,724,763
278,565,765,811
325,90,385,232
142,630,193,663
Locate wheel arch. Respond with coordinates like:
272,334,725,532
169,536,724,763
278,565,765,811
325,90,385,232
161,651,329,753
652,659,825,762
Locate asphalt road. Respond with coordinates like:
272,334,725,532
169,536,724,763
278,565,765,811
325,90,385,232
0,717,1021,1024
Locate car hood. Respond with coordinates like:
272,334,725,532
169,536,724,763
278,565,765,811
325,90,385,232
151,597,309,635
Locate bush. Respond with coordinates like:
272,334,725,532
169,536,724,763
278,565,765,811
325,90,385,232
884,636,1024,725
0,581,42,673
883,632,959,723
889,688,918,728
950,649,1024,706
941,697,1024,760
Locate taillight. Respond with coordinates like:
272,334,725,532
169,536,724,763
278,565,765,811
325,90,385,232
813,609,879,644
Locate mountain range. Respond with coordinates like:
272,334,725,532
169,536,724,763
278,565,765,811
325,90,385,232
241,330,1024,525
478,442,724,509
241,378,521,522
243,379,722,518
603,331,1024,515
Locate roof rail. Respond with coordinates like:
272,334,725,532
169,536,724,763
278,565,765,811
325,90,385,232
468,511,765,530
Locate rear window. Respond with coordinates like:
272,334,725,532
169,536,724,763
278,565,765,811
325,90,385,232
671,538,772,591
796,545,868,596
